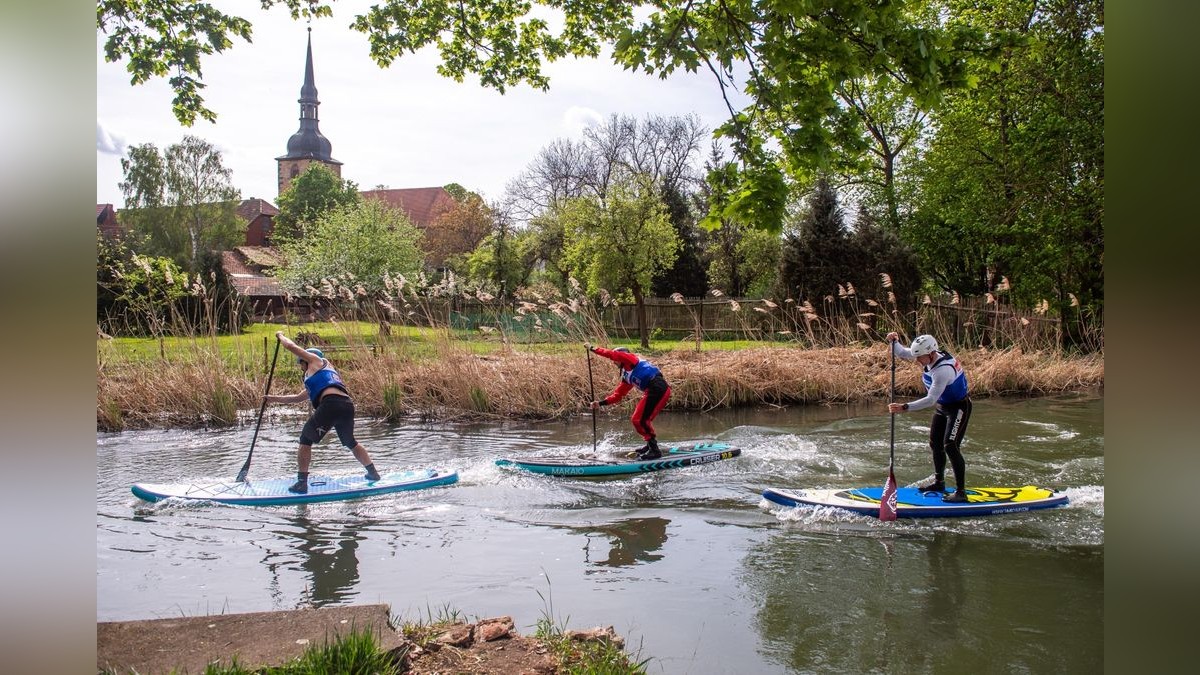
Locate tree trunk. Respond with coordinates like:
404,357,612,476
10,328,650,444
634,283,649,349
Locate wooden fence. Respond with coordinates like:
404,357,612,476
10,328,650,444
292,294,1075,350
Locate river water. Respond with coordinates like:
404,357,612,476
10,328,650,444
97,393,1103,674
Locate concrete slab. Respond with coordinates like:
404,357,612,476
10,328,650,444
97,604,403,674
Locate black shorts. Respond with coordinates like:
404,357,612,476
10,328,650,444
299,395,358,448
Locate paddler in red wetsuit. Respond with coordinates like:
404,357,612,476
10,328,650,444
588,345,672,459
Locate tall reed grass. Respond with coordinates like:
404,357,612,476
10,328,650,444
98,338,1103,431
96,272,1103,430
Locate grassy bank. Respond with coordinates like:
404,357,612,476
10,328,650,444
100,622,647,675
97,326,1103,431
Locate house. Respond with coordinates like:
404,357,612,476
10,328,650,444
220,246,294,319
97,203,121,239
237,197,280,246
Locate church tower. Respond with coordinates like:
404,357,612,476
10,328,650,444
276,29,342,196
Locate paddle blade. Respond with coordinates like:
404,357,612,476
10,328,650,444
879,467,898,521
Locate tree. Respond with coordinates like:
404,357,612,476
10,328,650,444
110,253,190,337
274,163,361,242
506,113,708,296
424,193,495,271
697,144,780,297
778,178,855,305
99,1,989,232
464,214,530,297
521,212,571,290
650,181,707,298
507,113,707,215
118,135,242,273
906,0,1103,328
561,175,679,348
276,200,424,296
835,74,931,231
847,206,922,308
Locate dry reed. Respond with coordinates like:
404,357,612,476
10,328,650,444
97,343,1104,431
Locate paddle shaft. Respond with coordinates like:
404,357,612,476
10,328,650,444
586,345,597,452
878,342,899,521
889,344,895,466
237,337,281,482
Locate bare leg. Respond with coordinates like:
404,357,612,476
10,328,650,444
288,444,314,494
297,444,312,473
351,444,381,480
350,444,373,467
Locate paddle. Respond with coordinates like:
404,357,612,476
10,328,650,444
879,341,899,521
237,336,281,482
586,344,597,453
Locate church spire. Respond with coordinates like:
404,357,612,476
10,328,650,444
299,28,319,116
276,27,342,195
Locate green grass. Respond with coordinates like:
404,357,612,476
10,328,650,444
534,572,649,674
98,320,800,365
391,603,467,649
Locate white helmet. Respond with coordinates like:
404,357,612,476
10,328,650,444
910,334,938,357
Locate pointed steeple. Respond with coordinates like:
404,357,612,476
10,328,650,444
276,28,342,195
277,28,340,165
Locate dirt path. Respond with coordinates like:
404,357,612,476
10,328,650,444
98,604,623,674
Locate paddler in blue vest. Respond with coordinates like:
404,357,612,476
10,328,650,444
588,345,673,459
886,332,972,503
264,331,381,494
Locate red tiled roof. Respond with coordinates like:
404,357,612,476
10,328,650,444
235,246,285,268
229,275,286,297
221,248,286,297
221,250,256,276
97,203,122,238
359,187,456,228
236,197,280,220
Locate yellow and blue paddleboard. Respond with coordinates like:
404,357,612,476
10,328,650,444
763,485,1068,518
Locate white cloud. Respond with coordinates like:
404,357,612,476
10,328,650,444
561,106,602,137
96,121,126,156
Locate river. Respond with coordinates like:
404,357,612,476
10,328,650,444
97,393,1103,673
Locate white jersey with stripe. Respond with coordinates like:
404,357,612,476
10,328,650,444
891,342,966,412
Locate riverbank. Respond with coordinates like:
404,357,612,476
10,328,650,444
97,344,1103,431
98,603,639,674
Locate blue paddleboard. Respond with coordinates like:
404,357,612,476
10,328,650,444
496,442,741,477
132,468,458,506
762,485,1068,518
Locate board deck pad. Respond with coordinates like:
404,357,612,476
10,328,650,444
496,442,741,477
762,485,1068,518
132,468,458,506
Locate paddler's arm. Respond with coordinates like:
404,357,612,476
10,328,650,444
265,391,308,404
276,331,323,370
889,366,952,413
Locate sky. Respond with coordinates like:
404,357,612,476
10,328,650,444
96,1,750,209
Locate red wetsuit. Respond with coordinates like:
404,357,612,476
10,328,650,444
593,347,672,441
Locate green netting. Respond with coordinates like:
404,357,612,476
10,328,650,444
448,310,576,337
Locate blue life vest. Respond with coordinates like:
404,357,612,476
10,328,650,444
621,359,662,390
303,363,350,406
922,352,968,404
